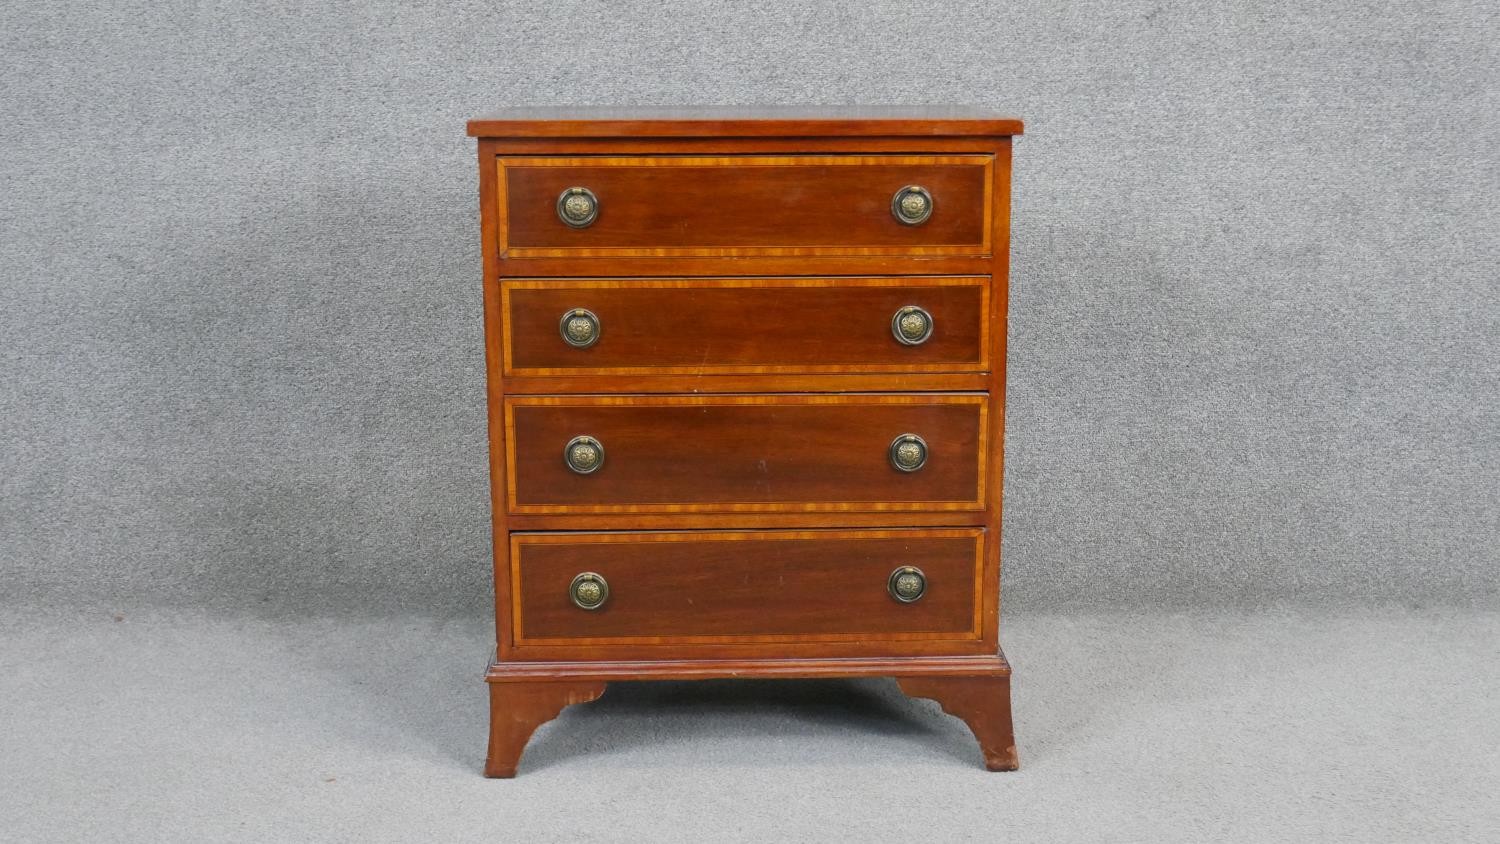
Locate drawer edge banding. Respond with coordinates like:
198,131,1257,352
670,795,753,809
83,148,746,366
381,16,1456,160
503,393,988,515
510,528,986,648
499,275,992,378
496,154,993,257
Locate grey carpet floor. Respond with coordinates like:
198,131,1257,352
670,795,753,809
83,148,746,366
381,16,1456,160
2,606,1496,843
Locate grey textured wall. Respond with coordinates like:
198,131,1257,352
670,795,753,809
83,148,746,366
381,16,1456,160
2,1,1496,612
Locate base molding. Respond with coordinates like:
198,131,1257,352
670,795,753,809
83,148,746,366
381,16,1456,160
483,652,1017,776
486,652,1010,683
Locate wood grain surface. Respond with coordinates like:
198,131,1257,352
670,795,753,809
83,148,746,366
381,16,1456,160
468,105,1024,138
497,155,991,257
511,528,984,646
501,276,989,376
504,394,986,514
473,109,1021,773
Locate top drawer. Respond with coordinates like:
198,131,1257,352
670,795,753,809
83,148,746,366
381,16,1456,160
495,155,993,258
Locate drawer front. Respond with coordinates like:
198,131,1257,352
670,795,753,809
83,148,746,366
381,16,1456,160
511,529,983,645
496,155,992,257
502,277,989,376
505,394,987,515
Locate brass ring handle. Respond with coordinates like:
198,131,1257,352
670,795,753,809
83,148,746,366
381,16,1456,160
891,305,934,345
891,185,933,225
563,435,605,474
556,187,599,228
888,566,927,603
570,572,609,610
559,308,601,348
889,434,928,473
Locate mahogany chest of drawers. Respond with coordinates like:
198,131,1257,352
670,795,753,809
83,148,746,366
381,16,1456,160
466,107,1023,776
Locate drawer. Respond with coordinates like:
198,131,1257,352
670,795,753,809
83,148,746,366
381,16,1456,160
501,277,990,376
504,394,987,515
495,155,992,257
510,529,983,646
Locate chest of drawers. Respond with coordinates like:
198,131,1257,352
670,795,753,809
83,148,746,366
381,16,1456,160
467,107,1023,776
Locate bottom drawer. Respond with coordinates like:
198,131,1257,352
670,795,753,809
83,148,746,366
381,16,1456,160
509,528,983,647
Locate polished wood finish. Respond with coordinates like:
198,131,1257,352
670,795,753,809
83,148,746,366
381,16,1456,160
484,653,1012,775
505,394,986,514
467,105,1025,138
484,680,607,778
497,155,990,257
897,675,1019,771
511,529,983,645
486,651,1010,682
505,510,987,531
502,277,989,376
501,372,990,396
472,107,1021,776
496,254,996,280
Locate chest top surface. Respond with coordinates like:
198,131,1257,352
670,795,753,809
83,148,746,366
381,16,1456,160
466,105,1024,138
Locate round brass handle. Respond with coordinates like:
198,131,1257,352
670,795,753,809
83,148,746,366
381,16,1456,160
559,308,601,348
889,434,929,473
888,566,927,603
891,185,933,225
556,187,599,228
891,305,934,345
563,435,605,474
570,572,609,610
